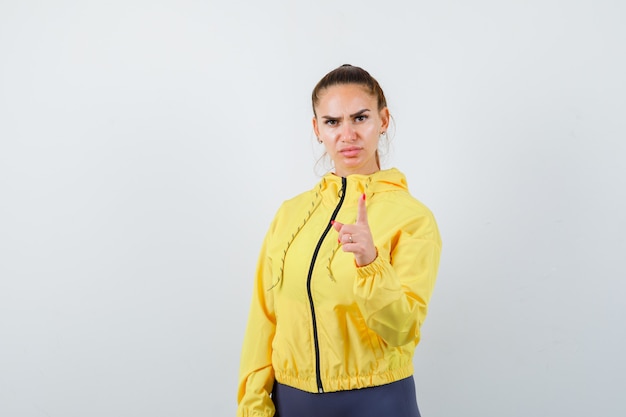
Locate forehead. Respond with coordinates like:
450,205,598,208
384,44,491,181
315,84,377,111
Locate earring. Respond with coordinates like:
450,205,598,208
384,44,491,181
317,137,323,144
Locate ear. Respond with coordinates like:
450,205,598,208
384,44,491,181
379,107,390,131
312,116,320,137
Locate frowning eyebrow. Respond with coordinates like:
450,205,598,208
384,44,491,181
321,109,371,119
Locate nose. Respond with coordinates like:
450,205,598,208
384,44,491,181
341,123,356,142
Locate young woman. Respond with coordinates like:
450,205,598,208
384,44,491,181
237,64,442,417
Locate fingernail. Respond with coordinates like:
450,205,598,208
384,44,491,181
337,238,340,243
330,220,335,225
362,193,366,201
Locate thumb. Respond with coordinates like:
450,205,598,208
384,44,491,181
356,193,368,225
331,220,344,232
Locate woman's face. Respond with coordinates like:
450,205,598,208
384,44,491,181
313,84,389,177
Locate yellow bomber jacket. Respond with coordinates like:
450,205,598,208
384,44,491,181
237,168,442,417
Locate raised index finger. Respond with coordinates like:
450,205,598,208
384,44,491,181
356,193,368,225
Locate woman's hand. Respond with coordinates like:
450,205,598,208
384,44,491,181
332,194,377,267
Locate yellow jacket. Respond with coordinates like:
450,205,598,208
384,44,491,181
237,168,442,417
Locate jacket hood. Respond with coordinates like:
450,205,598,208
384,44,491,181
318,168,409,206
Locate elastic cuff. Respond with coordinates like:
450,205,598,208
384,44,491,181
356,249,388,278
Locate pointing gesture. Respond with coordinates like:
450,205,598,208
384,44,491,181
332,193,378,267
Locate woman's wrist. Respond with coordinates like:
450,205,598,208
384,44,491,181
355,247,378,267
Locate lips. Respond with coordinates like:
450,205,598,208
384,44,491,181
339,147,362,157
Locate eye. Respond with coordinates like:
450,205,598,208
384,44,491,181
324,119,338,126
354,115,368,122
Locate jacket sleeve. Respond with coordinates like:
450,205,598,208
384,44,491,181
237,228,277,417
353,212,442,347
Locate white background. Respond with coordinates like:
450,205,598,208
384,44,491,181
1,1,625,416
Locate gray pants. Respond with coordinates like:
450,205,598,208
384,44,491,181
273,376,422,417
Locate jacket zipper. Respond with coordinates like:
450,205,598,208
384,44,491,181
306,177,347,393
